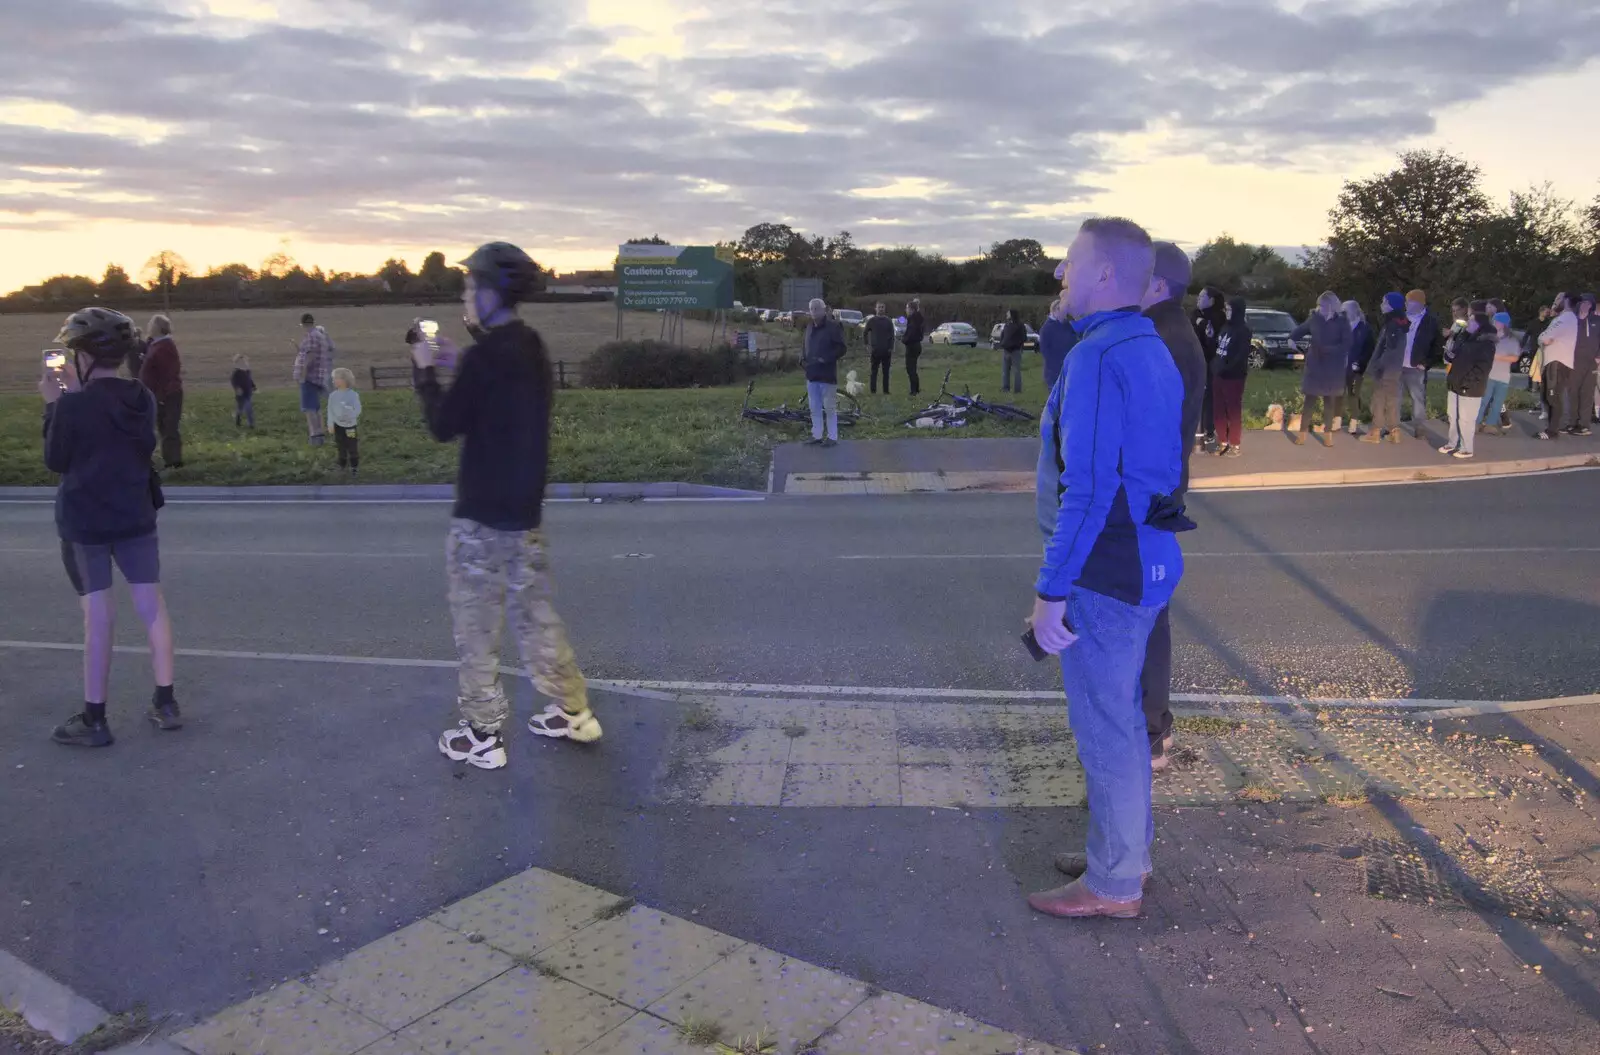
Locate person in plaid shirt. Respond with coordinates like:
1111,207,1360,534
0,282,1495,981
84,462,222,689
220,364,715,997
293,313,334,445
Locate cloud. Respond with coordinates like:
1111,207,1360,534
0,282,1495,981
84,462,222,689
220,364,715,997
0,0,1596,271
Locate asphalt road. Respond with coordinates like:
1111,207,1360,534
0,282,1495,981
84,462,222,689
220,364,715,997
3,472,1599,702
3,475,1600,1054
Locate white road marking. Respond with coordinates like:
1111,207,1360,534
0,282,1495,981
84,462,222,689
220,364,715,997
838,546,1600,560
0,640,1590,716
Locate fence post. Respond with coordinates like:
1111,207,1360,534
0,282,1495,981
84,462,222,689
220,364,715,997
557,361,568,389
370,366,379,389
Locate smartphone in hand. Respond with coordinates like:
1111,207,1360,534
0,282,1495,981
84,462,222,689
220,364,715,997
1020,614,1075,662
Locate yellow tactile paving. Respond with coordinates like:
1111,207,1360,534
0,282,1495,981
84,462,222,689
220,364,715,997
662,699,1498,808
167,867,1076,1055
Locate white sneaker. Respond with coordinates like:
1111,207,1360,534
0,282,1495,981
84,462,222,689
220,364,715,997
528,704,603,743
439,721,507,769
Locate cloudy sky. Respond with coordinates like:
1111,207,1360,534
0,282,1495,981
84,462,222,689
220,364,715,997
4,0,1599,292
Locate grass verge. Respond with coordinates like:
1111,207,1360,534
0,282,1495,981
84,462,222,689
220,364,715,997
0,359,1531,490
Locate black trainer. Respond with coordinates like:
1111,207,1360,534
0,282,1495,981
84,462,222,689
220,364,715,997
52,713,114,748
148,692,183,731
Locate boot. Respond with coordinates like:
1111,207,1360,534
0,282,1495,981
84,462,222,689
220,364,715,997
1290,431,1306,445
1320,428,1335,448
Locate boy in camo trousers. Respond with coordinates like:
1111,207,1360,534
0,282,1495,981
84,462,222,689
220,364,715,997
413,242,601,770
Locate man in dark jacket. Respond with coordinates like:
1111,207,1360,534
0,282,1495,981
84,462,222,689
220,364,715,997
1399,289,1440,438
1568,293,1597,435
41,307,182,747
1135,242,1206,773
862,302,896,394
413,242,600,772
138,314,184,469
1038,301,1078,391
803,298,849,446
999,309,1028,393
902,299,926,395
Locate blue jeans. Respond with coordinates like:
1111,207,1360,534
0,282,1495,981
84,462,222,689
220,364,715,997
1400,368,1427,428
1477,379,1509,428
807,381,838,441
1058,587,1162,902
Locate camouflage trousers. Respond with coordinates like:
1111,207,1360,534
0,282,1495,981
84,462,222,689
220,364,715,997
445,518,588,733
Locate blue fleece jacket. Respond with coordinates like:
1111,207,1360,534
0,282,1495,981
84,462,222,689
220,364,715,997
1035,309,1185,607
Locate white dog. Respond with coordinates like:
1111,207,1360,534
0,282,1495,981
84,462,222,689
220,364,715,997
844,370,865,398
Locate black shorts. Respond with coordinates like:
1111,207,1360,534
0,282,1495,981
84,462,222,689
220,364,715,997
60,533,161,596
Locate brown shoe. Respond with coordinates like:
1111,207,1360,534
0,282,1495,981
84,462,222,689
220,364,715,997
1028,880,1141,919
1386,429,1402,444
1359,431,1381,444
1290,431,1306,445
1320,429,1335,448
1054,854,1153,886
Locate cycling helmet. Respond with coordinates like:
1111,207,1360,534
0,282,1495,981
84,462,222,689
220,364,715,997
459,241,542,305
55,307,137,364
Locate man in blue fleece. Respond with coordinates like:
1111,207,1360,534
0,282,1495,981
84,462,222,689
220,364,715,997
1026,217,1186,920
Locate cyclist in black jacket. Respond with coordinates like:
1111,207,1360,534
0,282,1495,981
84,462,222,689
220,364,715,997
42,307,182,747
413,242,600,772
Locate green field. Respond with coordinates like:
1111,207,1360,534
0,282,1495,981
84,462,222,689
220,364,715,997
0,349,1501,490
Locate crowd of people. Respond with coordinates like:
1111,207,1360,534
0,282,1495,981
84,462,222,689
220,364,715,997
28,226,1600,932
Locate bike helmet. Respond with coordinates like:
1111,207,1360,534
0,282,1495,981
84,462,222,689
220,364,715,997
55,307,137,364
459,241,542,305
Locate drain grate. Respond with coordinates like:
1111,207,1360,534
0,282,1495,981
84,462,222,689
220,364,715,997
1362,837,1571,923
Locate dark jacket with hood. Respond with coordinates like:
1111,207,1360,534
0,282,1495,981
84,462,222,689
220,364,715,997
1349,318,1376,373
1445,328,1496,398
1191,303,1226,364
43,377,159,545
1368,308,1411,379
1576,304,1600,366
1211,298,1253,381
1144,297,1209,497
1290,311,1352,397
863,314,896,356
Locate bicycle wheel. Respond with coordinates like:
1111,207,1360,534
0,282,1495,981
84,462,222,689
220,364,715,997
742,409,789,426
985,404,1035,421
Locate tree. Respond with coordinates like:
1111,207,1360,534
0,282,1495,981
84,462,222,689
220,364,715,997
735,223,799,265
623,234,670,245
259,249,296,279
40,274,100,303
1191,236,1289,294
987,238,1049,270
377,257,412,292
1457,185,1588,321
98,264,138,300
418,250,465,294
1323,149,1491,307
140,250,190,311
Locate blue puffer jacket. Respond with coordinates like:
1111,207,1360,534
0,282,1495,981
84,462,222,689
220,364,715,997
1035,309,1185,608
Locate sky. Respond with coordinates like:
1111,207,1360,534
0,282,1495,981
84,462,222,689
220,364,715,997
3,0,1599,294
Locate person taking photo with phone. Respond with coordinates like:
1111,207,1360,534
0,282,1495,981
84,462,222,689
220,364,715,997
412,242,600,771
40,307,182,747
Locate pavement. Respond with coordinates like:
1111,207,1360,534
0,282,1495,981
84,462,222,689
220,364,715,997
3,476,1600,1054
774,410,1600,493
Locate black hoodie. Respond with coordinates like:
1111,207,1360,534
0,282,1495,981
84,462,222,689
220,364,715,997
1212,298,1253,380
43,377,159,545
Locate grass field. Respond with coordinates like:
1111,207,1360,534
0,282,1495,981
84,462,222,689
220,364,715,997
0,347,1507,489
0,302,790,393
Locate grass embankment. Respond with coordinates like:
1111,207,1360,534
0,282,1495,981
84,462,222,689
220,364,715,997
0,357,1523,490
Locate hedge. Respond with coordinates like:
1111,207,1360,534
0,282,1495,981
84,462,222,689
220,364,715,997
581,339,797,389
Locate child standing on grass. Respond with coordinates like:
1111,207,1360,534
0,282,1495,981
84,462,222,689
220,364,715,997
230,354,256,427
327,367,362,474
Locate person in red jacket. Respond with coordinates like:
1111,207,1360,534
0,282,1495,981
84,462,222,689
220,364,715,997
138,314,184,469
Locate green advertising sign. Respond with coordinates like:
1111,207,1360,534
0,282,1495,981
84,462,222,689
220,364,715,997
616,244,735,310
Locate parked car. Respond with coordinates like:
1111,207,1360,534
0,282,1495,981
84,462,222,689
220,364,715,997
760,309,781,322
1245,308,1308,369
989,322,1039,351
929,322,979,347
833,309,865,328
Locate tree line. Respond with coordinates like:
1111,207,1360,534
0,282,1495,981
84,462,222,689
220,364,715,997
7,150,1597,325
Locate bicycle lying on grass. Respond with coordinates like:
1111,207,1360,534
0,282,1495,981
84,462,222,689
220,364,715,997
741,381,863,428
902,369,1034,428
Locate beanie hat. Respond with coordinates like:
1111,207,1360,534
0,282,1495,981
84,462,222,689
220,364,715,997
1492,311,1512,327
1405,289,1426,305
1382,292,1406,314
1580,292,1597,307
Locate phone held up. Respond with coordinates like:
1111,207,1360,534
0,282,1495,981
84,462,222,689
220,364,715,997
416,318,456,369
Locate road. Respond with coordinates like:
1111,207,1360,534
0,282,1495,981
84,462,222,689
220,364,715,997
3,473,1598,702
2,474,1599,1054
